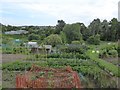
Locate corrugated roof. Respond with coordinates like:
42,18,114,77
38,45,52,49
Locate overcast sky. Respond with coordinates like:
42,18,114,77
0,0,119,26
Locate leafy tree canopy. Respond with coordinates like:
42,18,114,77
43,34,62,47
63,23,83,43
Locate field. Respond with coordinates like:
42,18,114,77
1,40,119,88
1,20,119,88
2,54,26,63
2,49,119,88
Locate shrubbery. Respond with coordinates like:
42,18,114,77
29,53,89,59
87,34,100,45
47,53,89,59
99,43,118,58
118,45,120,57
87,50,120,77
99,50,109,58
71,40,84,45
108,50,118,57
59,44,88,54
2,47,30,54
43,34,62,47
28,33,39,41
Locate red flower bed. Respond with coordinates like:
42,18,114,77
16,65,81,88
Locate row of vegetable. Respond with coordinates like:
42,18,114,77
2,58,118,88
86,50,120,77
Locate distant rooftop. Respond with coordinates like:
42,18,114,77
4,30,28,35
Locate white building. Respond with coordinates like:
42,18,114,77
27,42,38,48
38,45,52,53
5,30,28,35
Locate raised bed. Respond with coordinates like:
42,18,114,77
16,65,81,88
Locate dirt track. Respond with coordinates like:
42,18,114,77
103,57,119,66
2,54,27,63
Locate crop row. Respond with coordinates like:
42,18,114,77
86,50,120,77
2,58,118,87
2,58,101,76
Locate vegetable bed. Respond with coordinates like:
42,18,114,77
16,65,81,88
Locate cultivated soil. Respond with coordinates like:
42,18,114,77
2,54,27,63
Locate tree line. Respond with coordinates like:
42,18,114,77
1,18,119,46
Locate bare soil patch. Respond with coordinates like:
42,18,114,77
103,57,119,66
2,54,27,63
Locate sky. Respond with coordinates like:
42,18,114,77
0,0,119,26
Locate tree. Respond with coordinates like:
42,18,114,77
28,28,36,34
87,34,100,45
109,18,119,41
101,20,109,41
60,31,67,44
44,26,56,37
88,18,102,36
94,34,100,45
55,20,66,34
78,23,89,41
63,23,82,43
118,22,120,40
1,24,7,33
28,33,39,41
43,34,62,47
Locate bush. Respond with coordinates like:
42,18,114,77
60,53,73,58
87,34,100,45
99,43,118,58
2,48,12,54
76,53,89,59
43,34,62,47
99,49,109,58
47,54,60,58
47,53,89,59
28,33,39,41
59,44,88,54
118,45,120,57
108,50,118,57
71,40,84,45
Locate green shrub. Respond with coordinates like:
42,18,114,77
43,34,62,47
76,53,89,59
47,54,60,58
28,33,39,41
99,43,118,58
108,50,118,57
47,53,89,59
118,45,120,57
87,34,100,45
71,40,84,45
59,44,88,54
99,49,109,58
87,50,120,77
101,43,117,52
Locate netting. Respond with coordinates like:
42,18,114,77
16,65,81,88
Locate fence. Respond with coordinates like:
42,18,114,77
16,65,81,88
